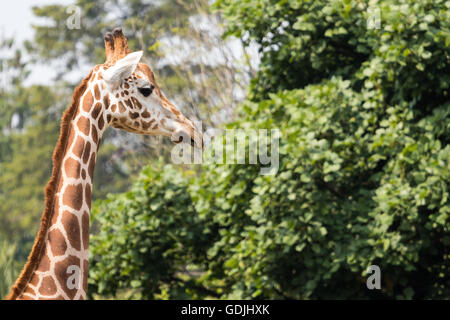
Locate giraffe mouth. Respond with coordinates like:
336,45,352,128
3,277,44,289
115,121,203,148
113,122,146,135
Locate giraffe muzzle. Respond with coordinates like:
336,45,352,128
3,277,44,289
171,127,203,150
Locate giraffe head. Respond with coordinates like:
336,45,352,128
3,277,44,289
98,27,202,148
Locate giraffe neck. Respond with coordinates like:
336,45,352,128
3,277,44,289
12,68,110,300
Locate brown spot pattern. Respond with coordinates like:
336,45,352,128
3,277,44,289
51,197,60,226
171,107,181,116
48,229,67,256
130,112,139,119
54,255,80,299
92,125,98,144
24,286,36,297
82,212,89,249
72,136,85,159
64,157,81,179
82,91,93,112
77,117,90,136
118,101,126,112
37,253,51,273
63,184,83,211
98,113,105,130
103,94,110,109
30,274,39,287
83,260,88,291
39,276,57,296
88,152,96,179
82,141,91,164
142,119,155,130
85,184,91,209
66,128,76,152
131,97,142,109
92,103,102,119
61,211,81,251
94,85,100,100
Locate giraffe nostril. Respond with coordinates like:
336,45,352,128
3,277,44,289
172,129,189,145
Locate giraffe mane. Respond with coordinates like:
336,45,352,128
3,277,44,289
6,69,94,300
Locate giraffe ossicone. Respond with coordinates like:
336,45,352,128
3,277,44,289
6,27,203,300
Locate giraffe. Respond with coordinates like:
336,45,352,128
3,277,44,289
6,27,202,300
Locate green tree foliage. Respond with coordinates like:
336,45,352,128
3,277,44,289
0,84,60,240
0,38,59,242
88,164,212,299
0,239,20,298
0,37,30,162
90,0,449,299
218,0,450,111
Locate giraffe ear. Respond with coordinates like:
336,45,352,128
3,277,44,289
103,51,143,87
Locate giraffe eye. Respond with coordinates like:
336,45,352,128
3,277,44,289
138,86,154,97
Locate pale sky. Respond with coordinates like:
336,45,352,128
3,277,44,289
0,0,75,85
0,0,74,41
